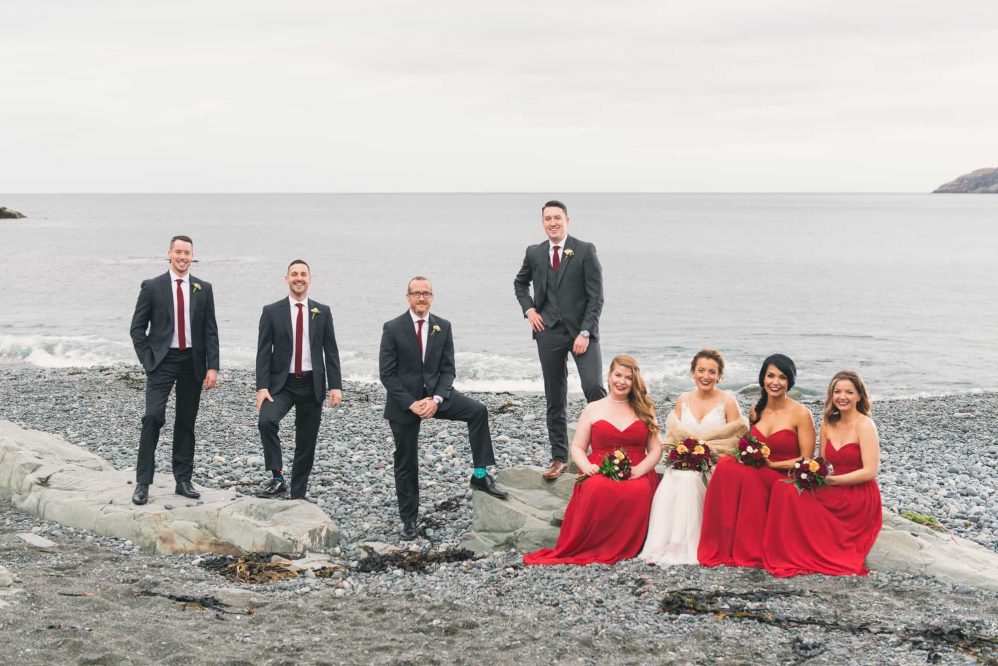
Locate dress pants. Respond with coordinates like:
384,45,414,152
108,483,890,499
258,373,323,498
389,390,496,524
137,348,202,484
535,323,606,463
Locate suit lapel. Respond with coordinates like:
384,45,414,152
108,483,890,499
422,314,435,365
555,237,574,288
161,272,176,330
307,299,318,350
283,299,295,348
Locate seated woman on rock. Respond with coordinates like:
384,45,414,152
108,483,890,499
524,355,662,566
697,353,815,568
763,370,882,577
640,349,747,567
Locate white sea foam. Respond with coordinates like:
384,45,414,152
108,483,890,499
0,334,132,368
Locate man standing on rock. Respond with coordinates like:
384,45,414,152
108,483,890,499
129,235,220,505
380,276,508,540
255,260,342,500
514,200,606,480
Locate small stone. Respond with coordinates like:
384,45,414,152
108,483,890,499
16,533,57,551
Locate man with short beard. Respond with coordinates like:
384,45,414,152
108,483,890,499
129,235,220,505
255,260,342,500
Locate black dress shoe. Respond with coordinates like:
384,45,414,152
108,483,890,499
132,483,149,506
400,521,418,541
174,480,201,499
256,478,288,498
470,473,509,500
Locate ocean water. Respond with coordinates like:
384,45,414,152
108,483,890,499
2,193,997,400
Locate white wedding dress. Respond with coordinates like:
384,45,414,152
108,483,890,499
639,400,727,567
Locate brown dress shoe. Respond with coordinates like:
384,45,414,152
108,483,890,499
542,460,569,480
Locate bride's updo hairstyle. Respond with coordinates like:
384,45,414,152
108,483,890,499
690,349,725,380
609,355,659,435
750,354,797,425
822,370,872,425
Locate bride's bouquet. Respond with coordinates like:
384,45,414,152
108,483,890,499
576,449,632,484
786,456,830,494
734,434,770,468
668,438,713,483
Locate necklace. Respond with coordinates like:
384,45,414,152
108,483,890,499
609,397,629,403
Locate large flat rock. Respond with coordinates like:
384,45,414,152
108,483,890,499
467,465,998,591
0,421,339,555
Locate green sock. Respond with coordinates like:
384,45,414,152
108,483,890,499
473,467,488,479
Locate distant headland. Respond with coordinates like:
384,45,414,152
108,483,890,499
0,206,26,219
933,167,998,193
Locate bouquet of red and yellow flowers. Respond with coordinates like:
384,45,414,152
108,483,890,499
576,449,632,484
734,434,770,468
668,438,713,483
786,456,830,494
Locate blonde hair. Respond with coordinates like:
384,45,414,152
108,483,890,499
609,355,659,435
822,370,872,425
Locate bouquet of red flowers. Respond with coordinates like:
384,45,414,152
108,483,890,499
786,456,830,494
668,438,713,483
576,449,632,484
734,434,770,468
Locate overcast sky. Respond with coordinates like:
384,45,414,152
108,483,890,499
2,0,996,192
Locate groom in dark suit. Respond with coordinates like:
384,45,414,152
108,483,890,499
129,235,220,505
255,260,342,500
380,276,507,540
514,200,606,479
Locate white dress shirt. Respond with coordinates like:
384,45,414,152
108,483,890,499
548,235,569,267
288,296,313,373
169,270,193,349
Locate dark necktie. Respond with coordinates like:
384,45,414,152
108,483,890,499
552,245,560,271
416,319,425,359
294,303,304,377
176,279,187,350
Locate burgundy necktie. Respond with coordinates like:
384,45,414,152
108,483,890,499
176,279,187,350
294,303,304,378
552,245,560,271
416,319,425,359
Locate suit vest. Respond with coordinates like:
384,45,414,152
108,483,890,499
540,262,563,326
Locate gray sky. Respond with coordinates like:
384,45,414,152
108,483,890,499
2,0,996,192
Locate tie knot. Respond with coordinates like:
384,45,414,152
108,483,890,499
296,303,303,310
553,245,560,251
176,279,183,286
417,319,425,327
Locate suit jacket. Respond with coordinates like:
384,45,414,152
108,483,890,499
130,272,220,381
379,311,455,424
255,298,342,404
513,235,604,340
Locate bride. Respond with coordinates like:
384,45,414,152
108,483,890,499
639,349,747,567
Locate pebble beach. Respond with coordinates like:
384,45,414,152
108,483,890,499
2,366,998,665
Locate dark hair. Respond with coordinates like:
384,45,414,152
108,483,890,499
407,275,432,292
823,370,872,425
541,200,568,215
690,349,725,379
750,354,797,425
170,235,193,249
287,259,310,273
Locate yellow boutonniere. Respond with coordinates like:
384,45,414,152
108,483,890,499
431,324,442,335
193,283,202,292
310,307,320,320
563,248,575,257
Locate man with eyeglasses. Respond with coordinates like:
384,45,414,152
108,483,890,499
379,276,508,541
514,200,606,480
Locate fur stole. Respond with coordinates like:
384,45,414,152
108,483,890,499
663,410,749,459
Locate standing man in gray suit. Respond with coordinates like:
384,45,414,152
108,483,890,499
129,235,220,505
255,259,342,500
514,200,606,480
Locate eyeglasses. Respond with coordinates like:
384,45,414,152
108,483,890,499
407,291,433,298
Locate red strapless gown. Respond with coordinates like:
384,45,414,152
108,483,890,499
763,441,882,577
524,420,659,566
697,426,800,568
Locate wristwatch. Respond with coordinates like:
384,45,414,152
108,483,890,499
580,330,590,338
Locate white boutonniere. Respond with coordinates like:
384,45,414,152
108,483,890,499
310,307,320,320
193,283,202,292
431,324,442,335
563,249,575,257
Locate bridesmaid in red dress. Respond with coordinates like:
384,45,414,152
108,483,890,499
524,355,662,566
697,354,815,568
764,370,882,577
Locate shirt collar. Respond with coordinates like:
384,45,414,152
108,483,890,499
549,234,569,249
289,295,308,309
409,309,430,324
169,270,189,284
